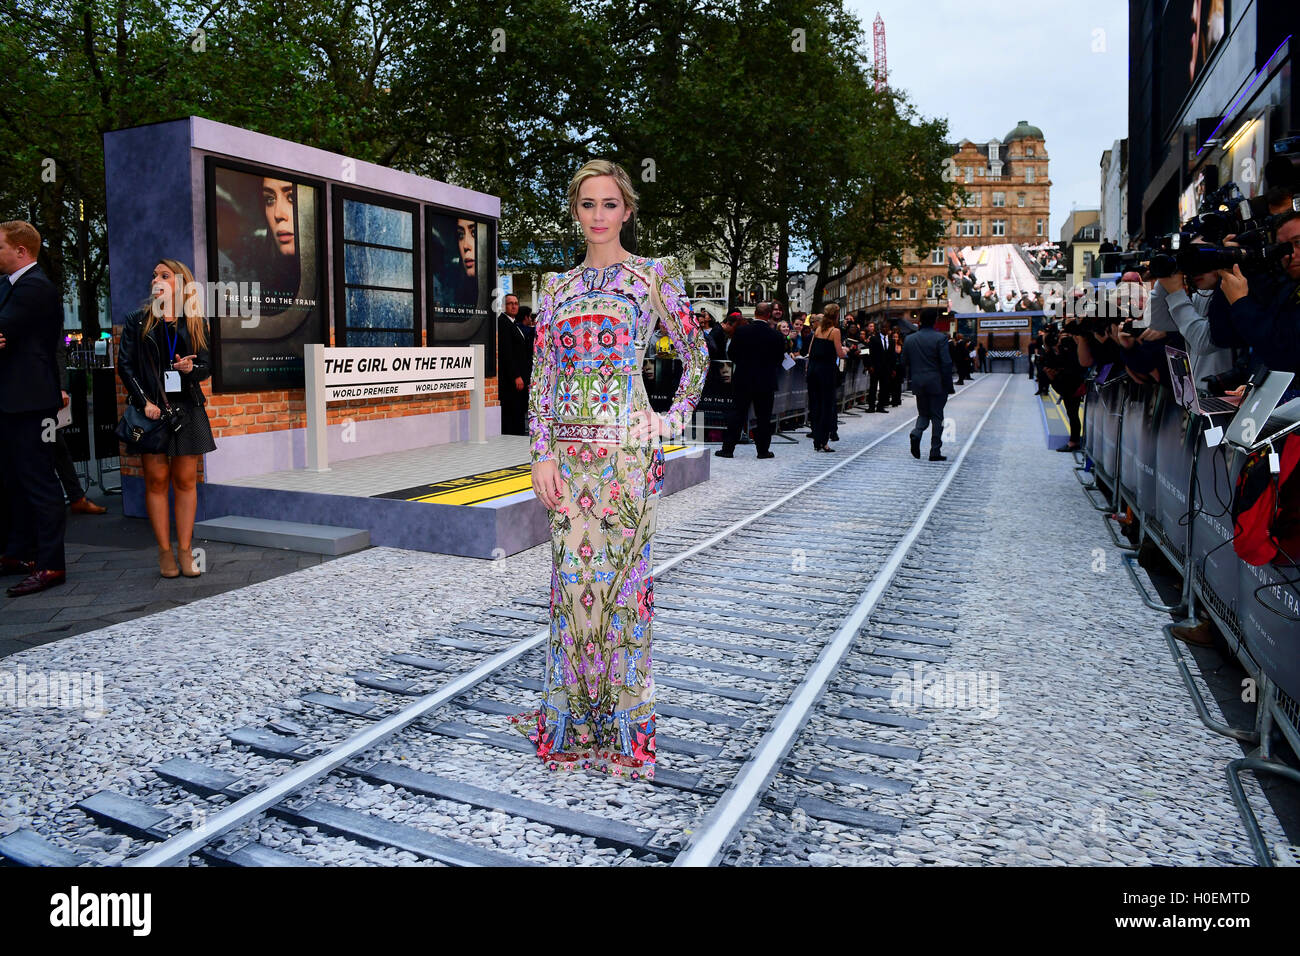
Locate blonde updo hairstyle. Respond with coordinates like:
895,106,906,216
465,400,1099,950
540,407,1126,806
567,160,639,224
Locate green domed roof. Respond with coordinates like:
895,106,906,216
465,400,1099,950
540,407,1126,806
1005,120,1043,142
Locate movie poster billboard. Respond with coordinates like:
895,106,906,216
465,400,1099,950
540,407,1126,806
426,210,496,377
205,158,326,391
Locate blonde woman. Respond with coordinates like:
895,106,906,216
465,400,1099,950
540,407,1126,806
511,160,709,779
117,260,217,578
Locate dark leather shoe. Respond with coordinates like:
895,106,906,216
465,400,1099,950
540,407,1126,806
910,435,921,459
1171,619,1214,647
69,497,108,515
0,557,35,576
714,449,734,458
929,453,947,461
757,451,775,459
7,570,66,597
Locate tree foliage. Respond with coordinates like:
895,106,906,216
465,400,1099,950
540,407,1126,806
0,0,959,333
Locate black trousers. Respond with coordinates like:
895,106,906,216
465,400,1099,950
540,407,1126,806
500,385,528,436
910,389,949,453
54,429,85,502
807,370,836,447
867,369,889,410
0,409,67,570
1061,393,1082,442
723,384,775,454
889,373,903,406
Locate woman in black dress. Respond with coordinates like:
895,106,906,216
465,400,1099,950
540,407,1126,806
806,311,848,452
118,259,217,578
889,328,905,406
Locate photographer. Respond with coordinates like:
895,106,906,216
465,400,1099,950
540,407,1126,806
1148,256,1235,385
1207,212,1300,372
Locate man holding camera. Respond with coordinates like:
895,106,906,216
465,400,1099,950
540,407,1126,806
1207,212,1300,373
1148,256,1235,385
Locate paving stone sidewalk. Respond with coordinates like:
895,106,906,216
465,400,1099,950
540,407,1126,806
0,492,334,658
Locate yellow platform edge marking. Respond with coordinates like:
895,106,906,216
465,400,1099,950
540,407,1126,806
407,444,690,506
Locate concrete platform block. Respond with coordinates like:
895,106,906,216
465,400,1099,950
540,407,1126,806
195,515,370,555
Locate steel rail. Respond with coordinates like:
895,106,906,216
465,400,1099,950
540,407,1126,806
674,374,1011,866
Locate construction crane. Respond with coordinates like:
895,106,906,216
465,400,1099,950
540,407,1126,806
873,13,886,92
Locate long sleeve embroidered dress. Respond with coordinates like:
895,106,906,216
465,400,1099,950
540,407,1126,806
510,255,708,778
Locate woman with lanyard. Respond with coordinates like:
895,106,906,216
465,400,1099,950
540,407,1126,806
118,259,217,578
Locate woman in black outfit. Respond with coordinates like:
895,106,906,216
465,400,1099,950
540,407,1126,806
806,311,848,452
118,259,217,578
889,328,905,406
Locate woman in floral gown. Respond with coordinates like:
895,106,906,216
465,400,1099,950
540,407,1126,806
510,160,709,779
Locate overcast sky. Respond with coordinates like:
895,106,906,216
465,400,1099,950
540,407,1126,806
843,0,1130,242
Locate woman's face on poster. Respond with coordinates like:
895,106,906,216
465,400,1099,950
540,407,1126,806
262,178,297,257
457,219,477,278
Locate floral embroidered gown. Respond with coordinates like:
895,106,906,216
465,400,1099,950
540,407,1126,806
510,255,708,778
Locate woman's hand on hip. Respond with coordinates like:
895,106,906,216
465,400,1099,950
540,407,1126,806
531,459,564,510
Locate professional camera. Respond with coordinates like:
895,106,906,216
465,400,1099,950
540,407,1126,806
1174,182,1293,277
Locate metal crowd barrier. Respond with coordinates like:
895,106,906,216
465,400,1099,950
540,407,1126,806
646,357,878,445
1081,378,1300,864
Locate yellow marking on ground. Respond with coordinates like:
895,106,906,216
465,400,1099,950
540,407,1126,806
408,445,690,505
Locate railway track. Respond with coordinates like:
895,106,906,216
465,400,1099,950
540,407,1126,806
0,375,1010,868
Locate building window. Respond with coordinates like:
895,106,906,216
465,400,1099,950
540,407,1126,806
909,288,918,299
1035,219,1044,236
1026,146,1035,157
965,166,974,183
988,142,999,161
909,274,918,285
992,192,1005,207
337,195,418,347
931,248,945,265
989,161,1002,179
1025,167,1035,183
965,193,979,207
959,221,980,237
991,220,1006,236
1017,193,1026,207
694,254,710,272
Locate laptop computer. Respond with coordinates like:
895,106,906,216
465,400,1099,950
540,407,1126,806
1225,369,1300,450
1164,346,1242,416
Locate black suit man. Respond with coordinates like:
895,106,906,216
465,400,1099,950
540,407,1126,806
0,221,67,596
717,304,786,458
901,311,955,461
866,324,894,412
496,293,531,435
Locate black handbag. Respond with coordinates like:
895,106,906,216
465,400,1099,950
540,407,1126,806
116,402,169,452
115,327,182,453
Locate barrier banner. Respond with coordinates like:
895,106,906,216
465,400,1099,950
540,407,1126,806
1119,381,1143,501
1239,558,1300,705
1152,398,1193,563
63,369,91,463
91,368,120,460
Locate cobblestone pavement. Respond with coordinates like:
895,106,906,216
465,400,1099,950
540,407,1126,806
0,375,1291,865
0,493,332,659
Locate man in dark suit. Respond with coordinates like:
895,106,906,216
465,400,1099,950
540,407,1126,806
866,320,894,413
496,293,531,435
901,309,955,462
0,221,68,595
716,302,785,459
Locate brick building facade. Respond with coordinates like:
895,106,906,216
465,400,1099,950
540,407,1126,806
848,120,1052,327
